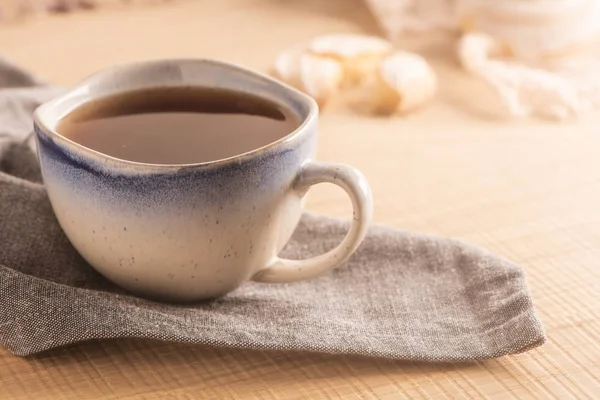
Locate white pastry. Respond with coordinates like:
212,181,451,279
307,34,392,86
273,48,343,107
371,51,437,115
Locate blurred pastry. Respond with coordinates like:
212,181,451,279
307,34,392,86
371,51,437,115
273,48,343,107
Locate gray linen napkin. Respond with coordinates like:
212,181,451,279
0,57,545,360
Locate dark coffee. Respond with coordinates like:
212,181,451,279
57,87,300,164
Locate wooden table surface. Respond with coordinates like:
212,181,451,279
1,1,599,398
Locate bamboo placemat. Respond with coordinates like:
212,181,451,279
0,1,599,398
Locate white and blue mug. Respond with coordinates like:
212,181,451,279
33,59,373,302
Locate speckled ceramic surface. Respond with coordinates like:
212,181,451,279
33,59,372,302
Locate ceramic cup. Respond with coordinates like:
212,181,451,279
33,59,373,302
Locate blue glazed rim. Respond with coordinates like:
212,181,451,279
33,58,319,174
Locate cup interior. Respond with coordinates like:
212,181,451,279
34,59,316,166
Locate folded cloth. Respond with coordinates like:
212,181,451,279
0,57,545,360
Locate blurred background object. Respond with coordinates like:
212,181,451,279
0,0,171,22
457,0,600,62
365,0,458,38
3,0,600,121
457,0,600,120
0,0,41,22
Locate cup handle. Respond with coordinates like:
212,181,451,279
252,161,373,283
